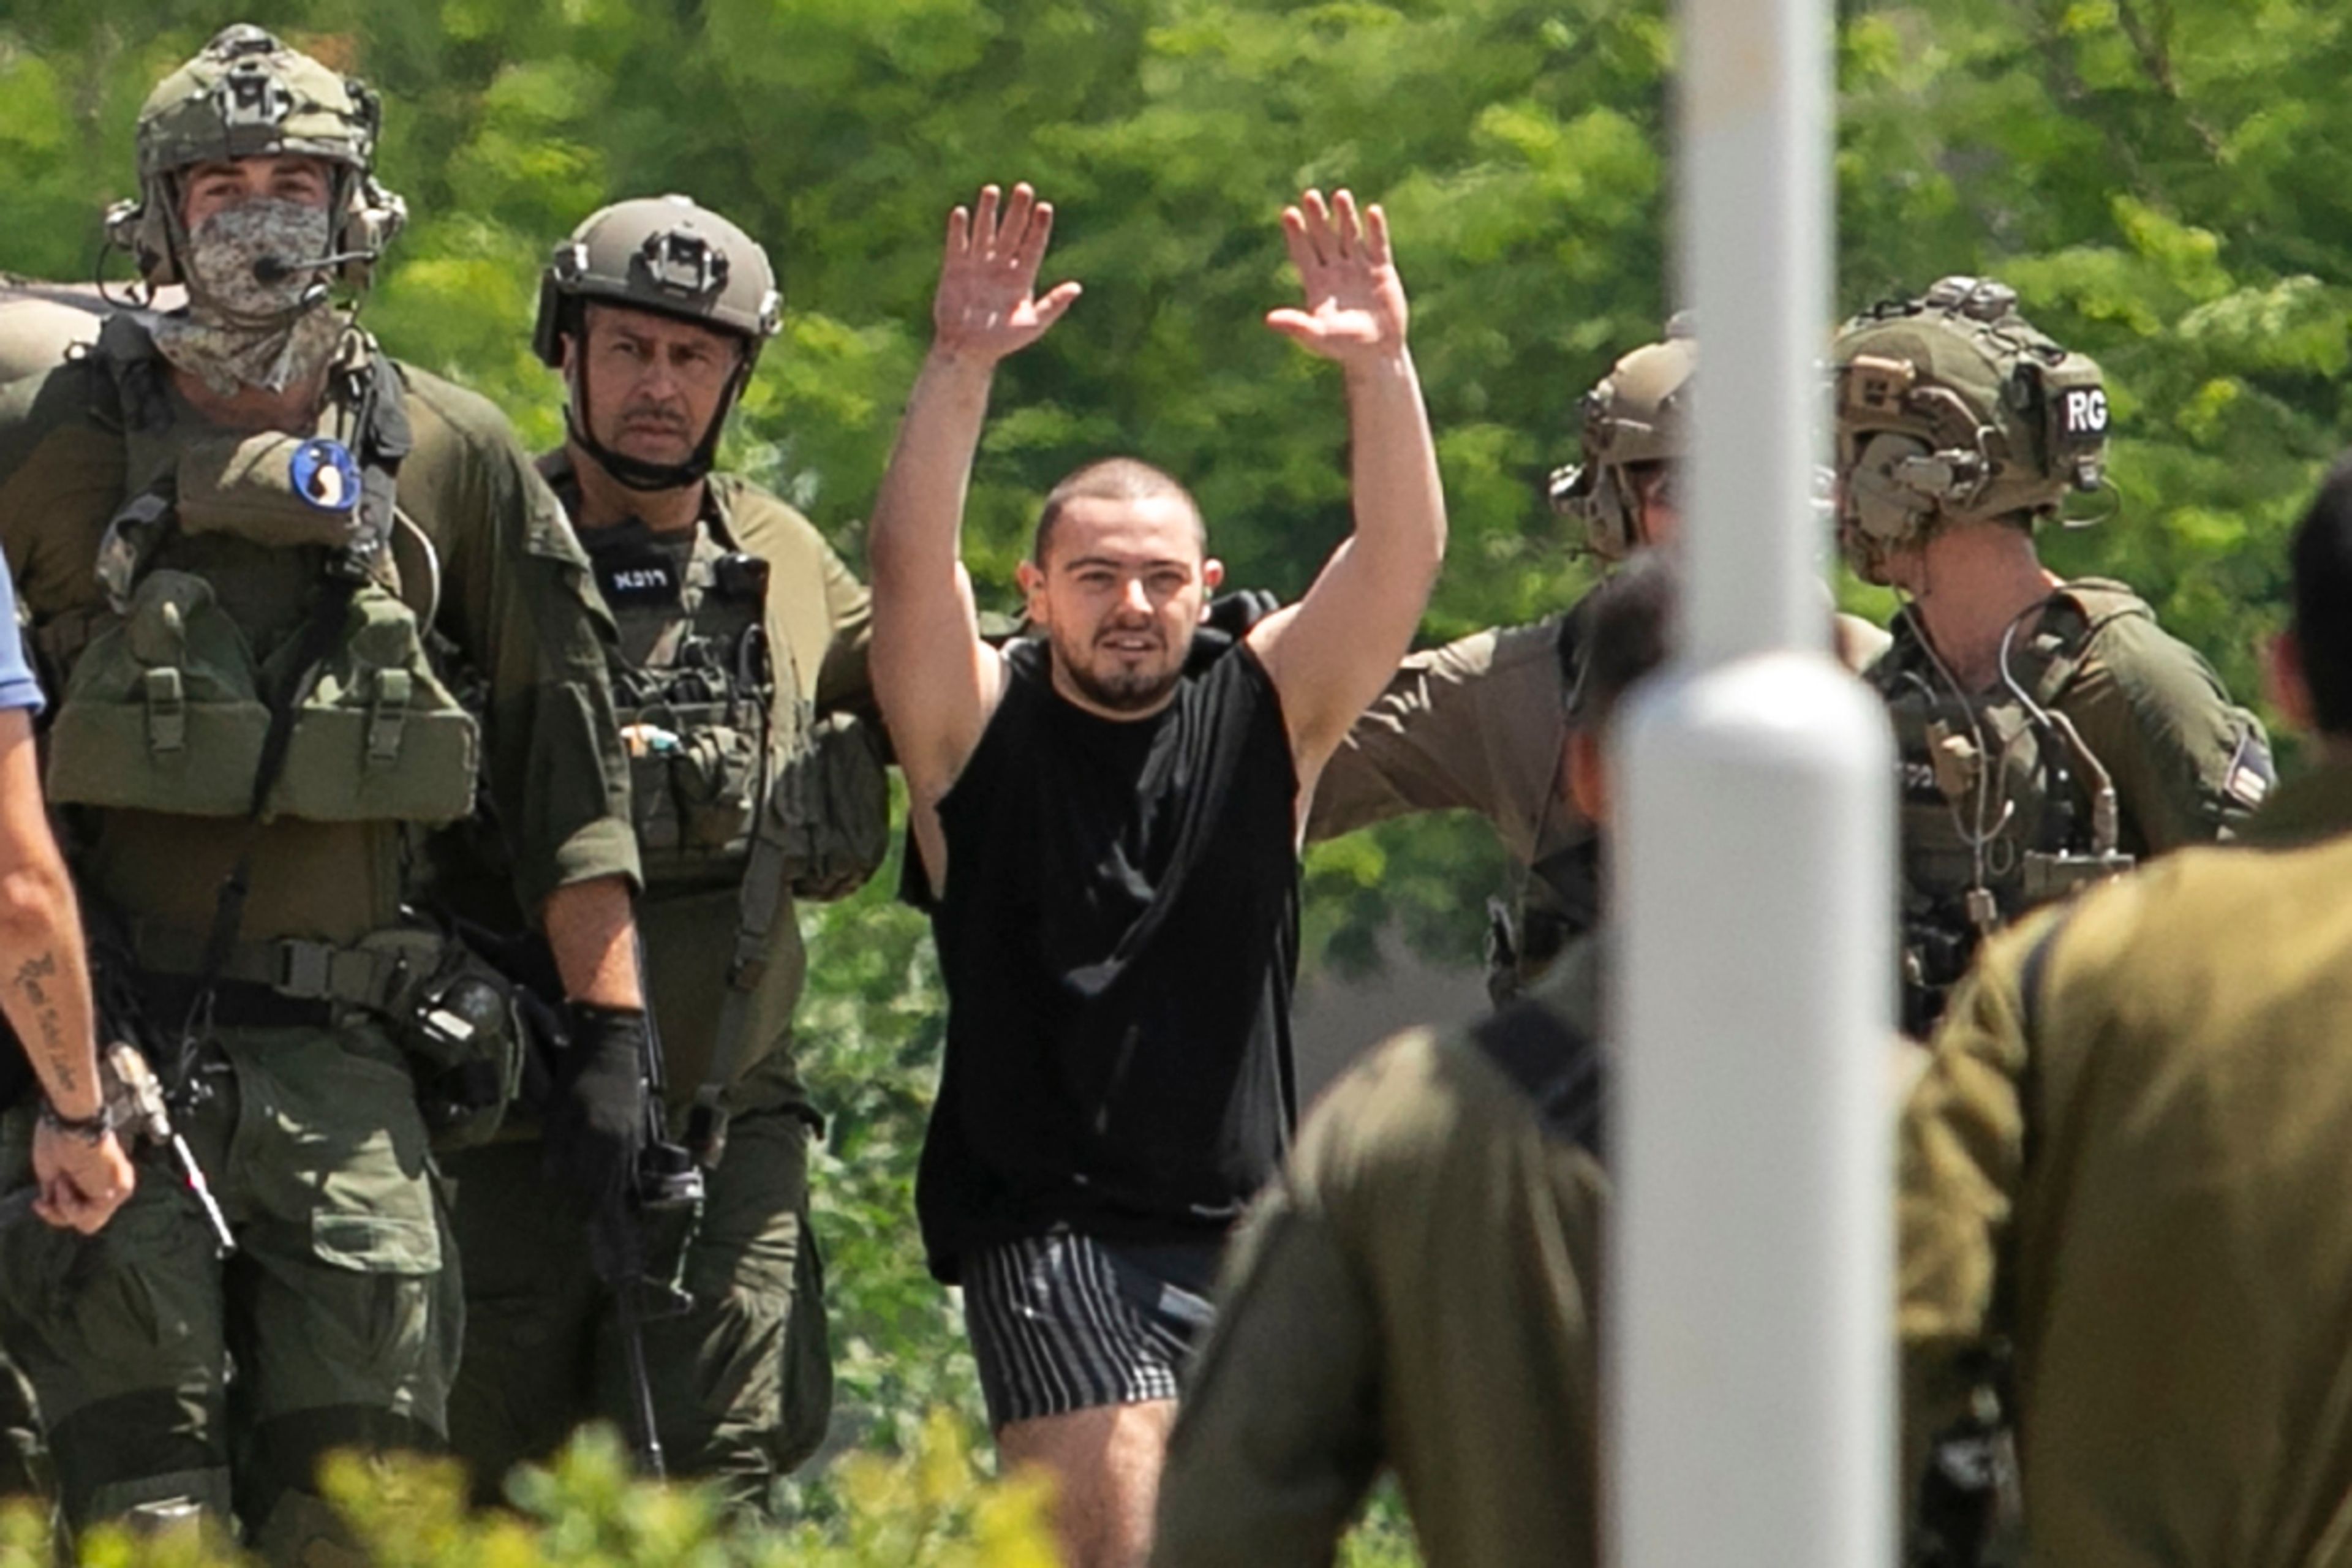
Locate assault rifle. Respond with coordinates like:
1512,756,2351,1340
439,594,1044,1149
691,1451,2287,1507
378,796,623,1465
582,989,702,1482
492,925,703,1479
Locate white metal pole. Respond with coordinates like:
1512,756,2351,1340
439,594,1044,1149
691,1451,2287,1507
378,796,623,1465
1611,2,1896,1567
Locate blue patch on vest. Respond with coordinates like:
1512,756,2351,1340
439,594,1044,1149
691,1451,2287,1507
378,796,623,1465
289,437,363,513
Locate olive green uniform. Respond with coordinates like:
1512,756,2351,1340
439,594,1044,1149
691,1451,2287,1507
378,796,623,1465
445,451,870,1512
1153,940,1607,1568
1899,760,2352,1567
1310,601,1888,998
1869,579,2271,1030
1308,616,1589,997
0,320,637,1553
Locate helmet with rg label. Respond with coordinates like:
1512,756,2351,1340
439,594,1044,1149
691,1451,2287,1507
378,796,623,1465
105,24,407,291
1830,275,2112,585
1550,314,1697,561
533,194,783,491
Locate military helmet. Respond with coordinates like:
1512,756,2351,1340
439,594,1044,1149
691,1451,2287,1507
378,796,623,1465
104,24,405,290
536,195,782,492
1551,314,1697,560
532,195,782,371
1831,275,2110,582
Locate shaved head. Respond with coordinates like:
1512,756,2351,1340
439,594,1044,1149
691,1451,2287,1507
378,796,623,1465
1035,457,1205,566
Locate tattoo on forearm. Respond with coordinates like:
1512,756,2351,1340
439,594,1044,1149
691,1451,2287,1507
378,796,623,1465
10,951,76,1097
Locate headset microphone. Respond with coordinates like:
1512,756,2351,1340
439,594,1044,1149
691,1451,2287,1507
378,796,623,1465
251,250,377,285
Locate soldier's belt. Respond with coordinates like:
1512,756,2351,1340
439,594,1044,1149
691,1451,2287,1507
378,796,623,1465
127,922,426,1017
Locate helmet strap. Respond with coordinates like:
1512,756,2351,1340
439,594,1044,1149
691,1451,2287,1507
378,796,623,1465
564,345,741,494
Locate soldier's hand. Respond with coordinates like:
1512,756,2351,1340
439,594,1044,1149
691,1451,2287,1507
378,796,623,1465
31,1122,135,1235
543,1002,651,1220
930,183,1083,366
1265,189,1410,369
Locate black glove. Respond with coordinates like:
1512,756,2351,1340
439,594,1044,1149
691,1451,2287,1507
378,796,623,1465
542,1002,650,1220
1202,589,1281,639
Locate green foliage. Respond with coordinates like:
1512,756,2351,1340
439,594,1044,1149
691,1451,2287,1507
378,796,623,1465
4,3,2344,1562
790,790,983,1464
1838,0,2352,704
0,1417,1058,1566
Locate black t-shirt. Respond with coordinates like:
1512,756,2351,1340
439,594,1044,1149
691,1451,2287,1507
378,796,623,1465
910,632,1302,1282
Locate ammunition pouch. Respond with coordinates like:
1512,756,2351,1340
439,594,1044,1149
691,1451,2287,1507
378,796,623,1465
769,710,889,902
365,929,527,1152
46,570,478,824
627,702,763,880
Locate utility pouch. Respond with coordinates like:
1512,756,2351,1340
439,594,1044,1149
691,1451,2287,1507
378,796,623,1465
364,927,525,1152
45,570,274,815
675,721,761,851
269,582,479,823
47,570,477,824
627,705,762,876
769,710,889,902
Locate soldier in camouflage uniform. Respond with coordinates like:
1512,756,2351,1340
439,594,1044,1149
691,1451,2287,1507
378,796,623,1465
0,27,647,1559
1830,276,2272,1036
1896,461,2352,1568
1309,320,1885,1000
442,196,876,1513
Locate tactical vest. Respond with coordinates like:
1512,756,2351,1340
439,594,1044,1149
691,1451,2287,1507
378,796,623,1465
25,319,520,1148
569,499,883,1160
42,317,478,829
1872,580,2141,1031
582,516,775,894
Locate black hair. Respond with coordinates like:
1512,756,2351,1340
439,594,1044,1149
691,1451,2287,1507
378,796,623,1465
1563,554,1678,731
2291,456,2352,736
1033,457,1205,566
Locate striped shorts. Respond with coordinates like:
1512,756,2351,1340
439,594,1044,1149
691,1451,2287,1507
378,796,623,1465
961,1231,1220,1430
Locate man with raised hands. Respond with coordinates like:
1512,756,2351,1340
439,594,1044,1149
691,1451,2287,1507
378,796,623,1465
869,183,1445,1568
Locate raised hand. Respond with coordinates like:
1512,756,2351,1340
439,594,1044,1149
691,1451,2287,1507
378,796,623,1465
932,183,1084,364
1265,189,1409,369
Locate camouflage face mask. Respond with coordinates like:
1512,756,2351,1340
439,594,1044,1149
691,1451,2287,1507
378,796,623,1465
153,197,344,396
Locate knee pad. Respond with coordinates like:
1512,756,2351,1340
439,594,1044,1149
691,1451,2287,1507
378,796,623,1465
50,1390,228,1531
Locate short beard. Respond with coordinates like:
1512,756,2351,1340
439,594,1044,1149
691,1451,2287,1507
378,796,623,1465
1050,627,1188,715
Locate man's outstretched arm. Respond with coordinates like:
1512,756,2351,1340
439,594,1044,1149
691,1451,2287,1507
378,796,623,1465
1246,190,1447,783
869,184,1082,840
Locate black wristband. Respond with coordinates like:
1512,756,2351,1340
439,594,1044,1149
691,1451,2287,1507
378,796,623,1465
39,1097,115,1145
